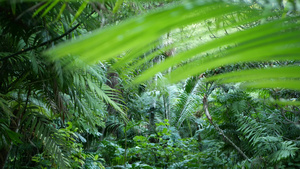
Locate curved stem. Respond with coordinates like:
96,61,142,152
203,94,250,160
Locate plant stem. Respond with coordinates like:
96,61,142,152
203,94,250,160
0,11,95,62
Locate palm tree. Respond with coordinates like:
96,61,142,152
0,1,125,168
1,0,299,168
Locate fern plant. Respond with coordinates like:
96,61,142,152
238,115,298,165
0,1,128,168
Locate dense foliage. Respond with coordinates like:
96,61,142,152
0,0,299,168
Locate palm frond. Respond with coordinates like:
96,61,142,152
207,66,300,83
46,0,252,62
174,77,203,127
23,111,70,168
0,94,12,116
45,0,300,91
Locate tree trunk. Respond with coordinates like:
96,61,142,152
149,107,156,135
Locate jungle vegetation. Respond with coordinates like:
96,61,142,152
0,0,299,168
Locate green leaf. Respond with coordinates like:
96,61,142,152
33,1,52,17
6,129,23,144
46,1,246,62
41,0,60,17
113,0,124,14
207,66,300,83
66,121,73,130
56,2,66,21
71,1,89,24
135,19,300,84
94,154,99,161
241,79,300,90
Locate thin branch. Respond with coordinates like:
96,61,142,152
281,109,299,125
1,11,95,62
91,2,106,28
16,2,46,20
0,23,81,62
294,106,300,112
205,21,217,39
283,136,300,142
203,94,250,160
282,108,300,115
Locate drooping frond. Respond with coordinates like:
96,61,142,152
23,111,70,168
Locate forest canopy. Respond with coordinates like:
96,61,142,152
0,0,299,168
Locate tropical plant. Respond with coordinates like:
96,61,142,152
46,0,300,94
0,1,128,168
1,0,300,168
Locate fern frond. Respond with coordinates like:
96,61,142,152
271,141,298,162
23,111,70,168
172,77,203,128
231,100,247,114
237,115,299,163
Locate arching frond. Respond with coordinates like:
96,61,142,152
45,0,300,91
